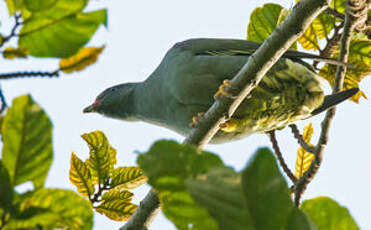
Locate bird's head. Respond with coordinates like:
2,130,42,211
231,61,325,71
83,83,137,120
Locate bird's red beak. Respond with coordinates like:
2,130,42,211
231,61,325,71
83,100,101,113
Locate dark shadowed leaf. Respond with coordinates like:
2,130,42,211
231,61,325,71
0,161,13,211
287,207,318,230
242,147,293,230
137,140,224,230
2,95,53,189
301,196,359,230
186,168,254,230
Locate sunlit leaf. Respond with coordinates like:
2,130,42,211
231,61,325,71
23,0,58,12
0,161,13,211
2,46,28,59
186,168,254,230
137,140,224,230
298,12,335,50
19,9,107,58
318,35,371,102
60,46,105,73
247,3,297,50
95,200,137,221
294,123,315,179
242,148,294,230
4,0,23,15
2,95,53,188
110,167,146,190
7,188,93,230
101,189,133,203
83,130,116,185
329,0,346,14
69,152,95,197
301,196,359,230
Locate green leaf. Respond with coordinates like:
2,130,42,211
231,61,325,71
298,12,335,50
2,95,53,188
0,161,14,211
7,188,93,230
69,152,95,197
4,0,23,15
186,168,254,230
301,196,359,230
329,0,345,14
287,208,318,230
23,0,58,12
242,147,294,230
19,9,107,58
101,189,133,203
247,3,296,49
95,200,137,221
138,140,224,230
318,34,371,102
110,167,146,190
82,130,116,185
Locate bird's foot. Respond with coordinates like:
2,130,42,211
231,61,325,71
190,112,205,128
214,79,236,99
220,118,238,132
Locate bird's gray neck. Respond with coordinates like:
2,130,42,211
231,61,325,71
132,70,168,125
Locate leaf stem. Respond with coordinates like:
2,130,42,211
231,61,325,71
268,131,297,183
0,70,60,80
0,13,22,49
289,124,315,153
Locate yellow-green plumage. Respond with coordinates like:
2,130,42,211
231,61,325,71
83,39,357,143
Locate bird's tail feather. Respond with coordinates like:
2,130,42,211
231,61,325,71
311,88,359,116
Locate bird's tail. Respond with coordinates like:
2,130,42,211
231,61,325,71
311,88,359,116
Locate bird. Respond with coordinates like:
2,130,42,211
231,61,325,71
83,38,358,143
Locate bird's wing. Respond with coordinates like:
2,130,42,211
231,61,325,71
174,38,347,67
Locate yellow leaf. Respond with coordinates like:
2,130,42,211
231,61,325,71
59,46,105,73
294,123,315,179
95,200,137,221
101,189,133,203
69,153,95,197
318,35,371,103
110,167,147,190
82,130,117,185
298,12,335,51
3,46,28,59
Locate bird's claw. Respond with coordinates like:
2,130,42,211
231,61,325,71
190,112,205,128
219,118,238,133
214,79,236,99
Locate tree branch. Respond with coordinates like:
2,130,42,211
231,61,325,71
294,0,367,207
0,13,22,48
0,70,59,80
121,0,330,228
268,131,297,184
289,124,315,153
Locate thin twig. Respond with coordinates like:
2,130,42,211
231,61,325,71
289,124,315,153
0,211,8,230
268,131,297,183
0,85,7,114
294,0,367,207
0,13,22,48
120,0,329,229
0,70,60,80
90,180,110,203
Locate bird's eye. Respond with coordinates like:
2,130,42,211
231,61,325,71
109,88,116,92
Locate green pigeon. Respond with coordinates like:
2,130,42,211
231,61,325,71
83,39,358,143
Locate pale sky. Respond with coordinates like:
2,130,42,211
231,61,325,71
1,1,370,229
